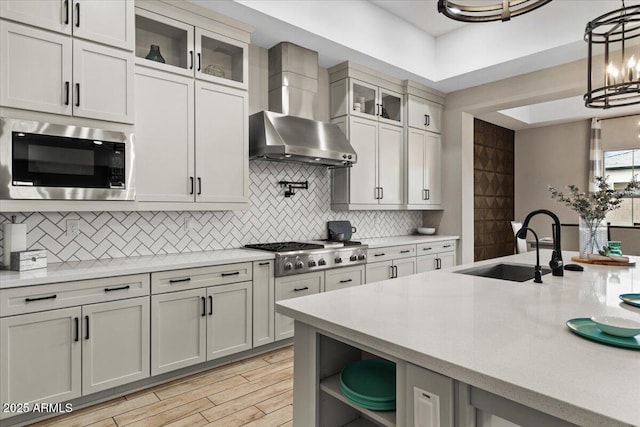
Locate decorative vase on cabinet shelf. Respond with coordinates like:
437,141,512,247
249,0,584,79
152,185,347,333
145,45,165,63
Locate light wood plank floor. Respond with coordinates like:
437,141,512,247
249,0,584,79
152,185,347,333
31,346,294,427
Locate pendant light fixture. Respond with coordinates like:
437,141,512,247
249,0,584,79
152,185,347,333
584,2,640,109
437,0,551,23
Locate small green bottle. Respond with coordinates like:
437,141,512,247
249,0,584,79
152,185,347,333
145,45,165,63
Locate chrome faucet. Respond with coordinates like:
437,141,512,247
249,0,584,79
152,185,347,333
516,209,564,277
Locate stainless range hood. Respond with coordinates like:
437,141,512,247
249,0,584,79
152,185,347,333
249,42,356,167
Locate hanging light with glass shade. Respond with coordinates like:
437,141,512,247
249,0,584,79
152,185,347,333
437,0,551,23
584,2,640,109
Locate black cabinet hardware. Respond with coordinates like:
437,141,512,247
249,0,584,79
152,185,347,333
25,294,57,302
197,177,202,195
443,244,452,248
208,295,213,315
201,297,206,317
339,279,353,283
169,277,191,284
425,189,430,200
258,262,270,266
64,81,70,105
64,0,69,24
293,287,309,292
197,52,201,71
221,271,240,277
374,253,385,257
84,315,89,339
75,2,80,27
189,177,194,195
75,83,80,107
400,250,411,254
74,317,79,342
422,247,432,251
189,51,194,69
390,265,398,279
425,114,430,127
105,285,130,292
435,258,442,269
380,187,384,199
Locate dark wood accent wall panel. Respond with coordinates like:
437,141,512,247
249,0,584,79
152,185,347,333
474,119,515,261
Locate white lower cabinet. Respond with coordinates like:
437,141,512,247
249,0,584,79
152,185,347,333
275,271,324,341
253,261,275,347
365,244,417,283
0,307,82,417
150,264,253,376
0,280,150,419
325,265,365,292
416,241,457,273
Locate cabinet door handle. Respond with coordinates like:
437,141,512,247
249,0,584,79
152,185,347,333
75,83,80,107
74,317,79,342
208,295,213,315
258,262,270,266
422,247,432,251
425,189,430,200
293,287,308,292
189,50,194,70
104,285,130,292
64,0,69,24
84,315,89,340
426,114,430,127
201,296,206,317
75,2,80,27
64,81,70,105
374,187,379,200
436,258,442,269
374,253,385,257
339,279,353,283
197,53,201,71
400,250,411,254
422,189,426,200
379,187,384,200
25,294,57,302
197,177,202,195
169,277,191,284
221,271,240,277
189,177,194,195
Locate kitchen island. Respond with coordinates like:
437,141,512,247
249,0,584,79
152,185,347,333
276,250,640,427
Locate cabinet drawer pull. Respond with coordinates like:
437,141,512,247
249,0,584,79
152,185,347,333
208,295,213,315
221,271,240,277
84,315,89,340
75,2,80,27
400,250,411,254
169,278,191,284
443,244,452,248
422,247,433,251
25,294,57,302
75,83,80,107
201,297,206,317
374,253,386,257
258,262,270,266
293,287,309,292
104,285,130,292
74,317,79,342
64,0,69,24
64,81,70,105
339,279,353,283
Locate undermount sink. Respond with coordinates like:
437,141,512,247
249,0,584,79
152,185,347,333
455,263,552,282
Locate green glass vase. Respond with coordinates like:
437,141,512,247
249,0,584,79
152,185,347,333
145,45,165,63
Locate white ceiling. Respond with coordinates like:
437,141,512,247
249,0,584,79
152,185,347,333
191,0,640,128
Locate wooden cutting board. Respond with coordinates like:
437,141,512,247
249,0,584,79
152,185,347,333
571,256,636,267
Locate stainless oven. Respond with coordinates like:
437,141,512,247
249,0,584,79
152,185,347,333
0,118,134,200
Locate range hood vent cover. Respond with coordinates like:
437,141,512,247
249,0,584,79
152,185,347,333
249,111,356,167
249,42,357,167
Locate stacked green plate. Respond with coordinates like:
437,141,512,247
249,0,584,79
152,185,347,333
339,359,396,411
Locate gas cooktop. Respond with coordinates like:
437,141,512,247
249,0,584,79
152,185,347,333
245,240,368,276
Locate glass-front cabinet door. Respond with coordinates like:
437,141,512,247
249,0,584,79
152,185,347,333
379,88,402,126
135,8,194,77
195,28,247,89
349,79,378,120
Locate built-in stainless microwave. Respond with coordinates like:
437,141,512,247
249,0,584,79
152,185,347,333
0,118,134,200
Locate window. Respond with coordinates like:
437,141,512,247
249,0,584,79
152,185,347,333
604,149,640,226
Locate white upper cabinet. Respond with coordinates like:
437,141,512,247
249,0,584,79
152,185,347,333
331,78,403,127
407,129,442,208
0,0,134,51
135,8,248,90
407,94,442,133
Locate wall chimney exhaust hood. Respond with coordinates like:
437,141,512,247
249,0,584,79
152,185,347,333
249,42,357,167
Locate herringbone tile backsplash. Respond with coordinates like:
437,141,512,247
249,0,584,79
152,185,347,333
1,162,422,263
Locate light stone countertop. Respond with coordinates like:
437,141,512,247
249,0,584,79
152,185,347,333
359,234,459,248
0,249,274,289
276,250,640,427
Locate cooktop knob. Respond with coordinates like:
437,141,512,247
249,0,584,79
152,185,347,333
358,254,366,260
335,257,342,264
295,260,304,269
318,258,326,266
308,260,317,267
350,255,357,261
284,262,293,271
